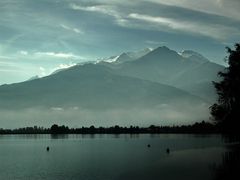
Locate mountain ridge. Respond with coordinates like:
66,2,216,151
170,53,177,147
0,46,223,127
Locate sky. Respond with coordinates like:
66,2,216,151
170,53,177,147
0,0,240,84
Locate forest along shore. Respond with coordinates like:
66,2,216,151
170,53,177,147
0,121,219,134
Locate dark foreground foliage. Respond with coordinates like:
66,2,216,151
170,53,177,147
211,43,240,134
0,121,218,134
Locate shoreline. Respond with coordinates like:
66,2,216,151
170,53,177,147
0,132,221,135
0,121,220,135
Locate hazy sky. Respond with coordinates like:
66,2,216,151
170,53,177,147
0,0,240,84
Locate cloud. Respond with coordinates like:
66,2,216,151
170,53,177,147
73,28,81,34
37,62,77,77
0,55,12,60
39,66,46,76
51,62,77,73
0,59,34,84
39,66,45,71
145,40,166,45
0,50,83,84
68,1,240,40
127,13,240,40
0,60,28,73
0,69,25,73
19,50,28,55
146,0,240,20
57,63,76,69
60,24,84,34
70,3,118,17
69,3,127,26
34,52,81,59
51,107,64,111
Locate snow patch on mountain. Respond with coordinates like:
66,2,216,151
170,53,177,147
180,50,209,63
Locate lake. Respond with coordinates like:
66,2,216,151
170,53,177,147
0,134,236,180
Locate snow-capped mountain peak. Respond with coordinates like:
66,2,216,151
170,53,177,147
180,50,209,63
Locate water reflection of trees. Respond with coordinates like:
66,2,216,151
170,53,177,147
214,143,240,180
50,134,69,139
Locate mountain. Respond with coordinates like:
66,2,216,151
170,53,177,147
125,48,152,60
26,75,39,81
180,50,209,63
99,48,152,64
170,61,224,102
0,46,223,128
109,46,202,84
0,62,209,128
0,63,205,109
115,53,133,63
106,46,224,101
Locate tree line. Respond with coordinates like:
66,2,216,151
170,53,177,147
0,121,217,134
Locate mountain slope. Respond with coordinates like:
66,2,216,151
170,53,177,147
98,48,152,64
0,46,223,128
180,50,209,63
0,63,210,128
108,47,202,85
0,63,205,109
105,46,224,101
170,61,224,101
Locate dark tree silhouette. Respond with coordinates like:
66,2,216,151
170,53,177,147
211,43,240,133
50,124,69,134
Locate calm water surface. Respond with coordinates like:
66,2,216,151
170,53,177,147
0,134,230,180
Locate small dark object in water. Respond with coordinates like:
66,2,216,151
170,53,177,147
46,146,50,151
147,144,151,148
166,148,170,154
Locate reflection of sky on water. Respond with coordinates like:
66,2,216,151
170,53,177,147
0,134,239,180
